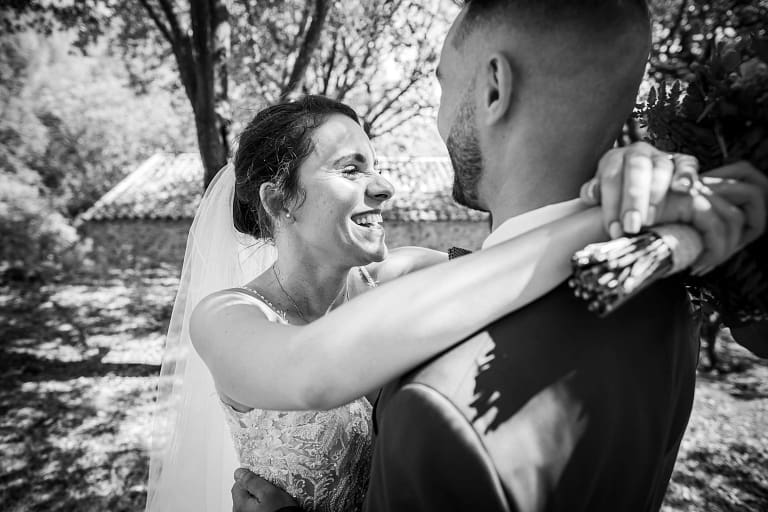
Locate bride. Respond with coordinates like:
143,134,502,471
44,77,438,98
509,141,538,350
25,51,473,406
145,95,758,512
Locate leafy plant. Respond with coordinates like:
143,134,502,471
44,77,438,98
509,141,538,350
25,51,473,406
641,35,768,326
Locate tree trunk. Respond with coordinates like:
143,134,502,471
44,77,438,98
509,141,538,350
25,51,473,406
188,0,231,190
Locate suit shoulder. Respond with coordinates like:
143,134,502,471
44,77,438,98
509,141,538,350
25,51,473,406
370,382,510,511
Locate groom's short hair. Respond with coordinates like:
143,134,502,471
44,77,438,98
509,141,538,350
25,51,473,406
452,0,650,48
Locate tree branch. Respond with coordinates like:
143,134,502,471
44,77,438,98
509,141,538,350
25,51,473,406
321,30,339,96
137,0,173,44
280,0,331,99
157,0,185,43
366,74,421,128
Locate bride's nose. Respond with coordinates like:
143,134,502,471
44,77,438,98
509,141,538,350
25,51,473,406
366,174,395,202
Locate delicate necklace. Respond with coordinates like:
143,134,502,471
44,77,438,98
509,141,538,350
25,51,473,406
272,266,349,324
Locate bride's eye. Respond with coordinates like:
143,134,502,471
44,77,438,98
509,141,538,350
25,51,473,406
341,165,362,176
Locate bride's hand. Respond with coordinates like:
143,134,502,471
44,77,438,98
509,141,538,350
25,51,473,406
581,145,768,273
580,141,699,238
232,468,300,512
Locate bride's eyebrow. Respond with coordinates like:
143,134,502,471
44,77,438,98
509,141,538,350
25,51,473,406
330,153,370,167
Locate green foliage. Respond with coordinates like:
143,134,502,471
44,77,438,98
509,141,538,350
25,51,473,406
648,0,768,85
0,173,83,282
641,35,768,326
643,36,768,171
0,31,194,281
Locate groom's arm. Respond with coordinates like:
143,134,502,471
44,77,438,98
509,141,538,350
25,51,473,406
365,383,512,512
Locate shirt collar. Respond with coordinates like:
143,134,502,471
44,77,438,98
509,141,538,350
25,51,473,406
482,199,587,249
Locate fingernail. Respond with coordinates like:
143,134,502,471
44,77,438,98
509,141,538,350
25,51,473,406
234,468,246,481
622,209,642,234
646,205,657,225
671,176,694,193
609,221,623,239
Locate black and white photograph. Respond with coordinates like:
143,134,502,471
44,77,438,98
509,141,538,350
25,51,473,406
1,1,767,511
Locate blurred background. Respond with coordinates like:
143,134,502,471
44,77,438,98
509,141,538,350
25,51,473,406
1,1,767,510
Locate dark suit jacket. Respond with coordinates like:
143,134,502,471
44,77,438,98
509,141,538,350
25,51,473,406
364,278,698,512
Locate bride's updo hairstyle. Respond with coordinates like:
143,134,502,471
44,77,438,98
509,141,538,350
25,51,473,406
233,95,360,240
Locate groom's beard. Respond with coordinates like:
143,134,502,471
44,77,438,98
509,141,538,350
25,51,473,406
446,96,486,212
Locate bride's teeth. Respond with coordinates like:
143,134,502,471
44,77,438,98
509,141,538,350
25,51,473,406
353,212,383,226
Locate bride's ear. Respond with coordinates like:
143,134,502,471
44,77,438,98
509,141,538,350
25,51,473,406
481,52,514,126
258,182,289,221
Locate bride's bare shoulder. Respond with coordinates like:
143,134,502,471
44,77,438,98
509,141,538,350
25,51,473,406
368,246,448,284
189,289,272,351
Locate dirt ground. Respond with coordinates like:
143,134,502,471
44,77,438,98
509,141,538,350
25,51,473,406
1,270,766,511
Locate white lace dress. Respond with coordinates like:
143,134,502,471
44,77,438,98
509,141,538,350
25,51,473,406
220,289,373,512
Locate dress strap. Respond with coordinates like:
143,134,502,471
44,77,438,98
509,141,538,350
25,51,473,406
358,266,378,288
237,285,289,323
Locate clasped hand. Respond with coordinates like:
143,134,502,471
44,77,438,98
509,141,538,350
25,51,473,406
581,141,768,275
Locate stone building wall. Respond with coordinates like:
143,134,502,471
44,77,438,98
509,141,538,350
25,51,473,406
383,221,489,251
82,220,194,269
81,219,490,270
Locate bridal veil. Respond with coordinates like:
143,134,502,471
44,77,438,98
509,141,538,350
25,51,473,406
146,164,277,511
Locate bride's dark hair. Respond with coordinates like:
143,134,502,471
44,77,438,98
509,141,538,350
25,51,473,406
233,95,360,240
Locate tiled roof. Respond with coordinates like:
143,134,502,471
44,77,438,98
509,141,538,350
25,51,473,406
80,153,489,223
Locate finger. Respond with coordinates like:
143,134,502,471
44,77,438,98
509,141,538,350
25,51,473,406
689,193,728,272
704,161,768,189
699,185,746,260
704,178,766,248
234,468,270,498
597,149,626,238
656,192,723,273
670,154,700,193
647,153,675,224
619,151,654,234
231,485,261,512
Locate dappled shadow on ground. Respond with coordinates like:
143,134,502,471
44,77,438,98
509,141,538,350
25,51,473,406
665,442,768,512
696,334,768,402
0,271,175,512
0,379,150,511
2,348,157,385
663,339,768,512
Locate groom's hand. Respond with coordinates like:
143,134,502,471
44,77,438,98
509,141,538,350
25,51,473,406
231,468,300,512
702,161,768,249
652,161,767,273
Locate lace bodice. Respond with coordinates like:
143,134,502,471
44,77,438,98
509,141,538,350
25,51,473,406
220,290,373,512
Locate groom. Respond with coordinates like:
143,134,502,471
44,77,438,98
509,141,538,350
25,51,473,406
364,2,697,510
233,1,765,510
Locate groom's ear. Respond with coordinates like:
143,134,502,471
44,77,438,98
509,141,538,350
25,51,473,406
481,53,514,125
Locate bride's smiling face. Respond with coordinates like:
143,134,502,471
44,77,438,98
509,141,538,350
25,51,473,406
286,114,394,265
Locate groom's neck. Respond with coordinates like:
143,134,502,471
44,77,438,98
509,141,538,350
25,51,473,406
482,137,603,232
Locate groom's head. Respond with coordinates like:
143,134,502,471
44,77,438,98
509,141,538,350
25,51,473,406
437,1,651,214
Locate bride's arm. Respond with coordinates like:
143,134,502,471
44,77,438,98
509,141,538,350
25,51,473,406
192,166,761,413
191,205,606,411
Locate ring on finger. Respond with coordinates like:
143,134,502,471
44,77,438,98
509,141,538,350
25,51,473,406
581,178,600,203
